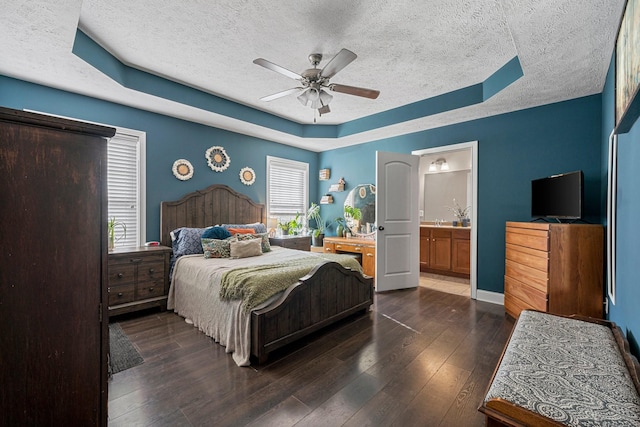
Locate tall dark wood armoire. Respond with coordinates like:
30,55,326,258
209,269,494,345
0,107,115,425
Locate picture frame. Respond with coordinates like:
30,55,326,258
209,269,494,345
615,0,640,134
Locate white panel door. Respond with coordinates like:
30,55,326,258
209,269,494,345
375,151,420,292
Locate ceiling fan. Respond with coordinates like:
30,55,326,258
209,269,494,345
253,49,380,118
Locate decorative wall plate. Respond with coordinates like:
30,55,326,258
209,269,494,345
239,166,256,185
205,146,230,172
172,159,194,180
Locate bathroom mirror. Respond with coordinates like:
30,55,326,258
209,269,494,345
344,183,376,232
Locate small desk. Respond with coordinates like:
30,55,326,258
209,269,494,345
323,237,376,277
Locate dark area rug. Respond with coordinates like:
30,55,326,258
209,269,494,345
109,323,143,375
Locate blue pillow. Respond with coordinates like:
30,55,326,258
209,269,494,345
172,227,207,258
202,226,232,240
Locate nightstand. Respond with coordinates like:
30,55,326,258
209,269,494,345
269,235,311,251
108,245,172,316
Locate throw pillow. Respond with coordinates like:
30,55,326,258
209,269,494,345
202,226,232,240
227,227,256,235
230,238,263,259
236,232,271,253
172,227,207,257
202,237,234,258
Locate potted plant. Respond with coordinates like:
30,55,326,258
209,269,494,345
447,198,471,226
307,203,325,246
344,205,362,234
279,213,300,236
108,217,126,250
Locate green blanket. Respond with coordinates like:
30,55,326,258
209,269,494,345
219,254,363,311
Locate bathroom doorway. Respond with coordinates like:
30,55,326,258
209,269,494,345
412,141,477,299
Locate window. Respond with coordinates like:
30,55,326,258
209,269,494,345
266,156,308,224
107,129,146,248
24,110,146,248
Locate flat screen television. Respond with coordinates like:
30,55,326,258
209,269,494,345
531,170,583,219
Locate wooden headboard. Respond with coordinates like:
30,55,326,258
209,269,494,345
160,184,266,247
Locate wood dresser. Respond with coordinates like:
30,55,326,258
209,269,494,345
504,221,604,319
323,237,376,277
108,245,172,316
0,107,115,426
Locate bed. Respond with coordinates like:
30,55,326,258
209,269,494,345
160,184,374,366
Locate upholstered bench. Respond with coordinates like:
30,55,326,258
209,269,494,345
479,310,640,426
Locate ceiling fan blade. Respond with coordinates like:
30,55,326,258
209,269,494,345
260,87,302,101
253,58,302,80
320,48,357,79
329,83,380,99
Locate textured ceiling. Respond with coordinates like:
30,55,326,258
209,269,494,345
0,0,625,151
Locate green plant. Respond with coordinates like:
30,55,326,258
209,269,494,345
307,203,325,237
107,217,126,249
279,213,301,235
344,205,362,221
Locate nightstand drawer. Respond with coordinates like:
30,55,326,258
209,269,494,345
109,284,135,305
138,261,165,282
137,280,164,298
108,264,135,286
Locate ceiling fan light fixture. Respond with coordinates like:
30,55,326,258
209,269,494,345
297,89,310,106
319,89,333,105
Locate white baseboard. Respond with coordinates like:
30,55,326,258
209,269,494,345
476,289,504,306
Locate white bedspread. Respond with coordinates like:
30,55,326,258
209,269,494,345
167,246,344,366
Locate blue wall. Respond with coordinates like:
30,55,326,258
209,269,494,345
1,75,609,298
0,76,319,242
319,96,603,294
601,55,640,354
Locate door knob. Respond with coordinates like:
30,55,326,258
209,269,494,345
378,225,384,231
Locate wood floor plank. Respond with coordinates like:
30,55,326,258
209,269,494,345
108,288,512,427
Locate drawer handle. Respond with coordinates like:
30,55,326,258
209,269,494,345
354,247,361,251
149,268,155,273
366,253,374,257
336,245,342,249
130,258,142,263
325,248,332,251
117,273,124,279
117,292,123,297
148,287,154,292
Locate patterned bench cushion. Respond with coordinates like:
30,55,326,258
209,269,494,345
484,310,640,426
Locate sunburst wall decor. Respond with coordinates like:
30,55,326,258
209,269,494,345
172,159,194,180
239,167,256,185
205,146,230,172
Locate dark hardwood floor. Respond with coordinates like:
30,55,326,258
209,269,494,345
108,287,513,426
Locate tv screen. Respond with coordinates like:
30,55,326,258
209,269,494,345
531,171,583,219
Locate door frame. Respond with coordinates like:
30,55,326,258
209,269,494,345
412,141,478,299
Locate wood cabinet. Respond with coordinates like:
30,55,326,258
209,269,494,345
323,237,376,277
108,246,172,316
504,221,604,319
269,235,311,251
420,226,470,278
0,107,115,426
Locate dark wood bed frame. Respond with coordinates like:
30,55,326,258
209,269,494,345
160,184,374,364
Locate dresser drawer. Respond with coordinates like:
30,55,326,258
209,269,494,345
109,284,135,306
505,244,548,272
136,280,164,299
505,259,548,293
506,228,549,251
334,242,367,253
108,264,135,286
504,275,547,311
138,261,165,282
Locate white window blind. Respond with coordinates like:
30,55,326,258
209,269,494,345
267,156,308,221
108,131,144,248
